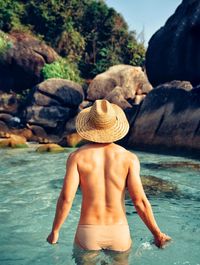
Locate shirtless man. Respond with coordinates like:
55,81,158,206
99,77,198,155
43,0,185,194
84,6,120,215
47,99,171,251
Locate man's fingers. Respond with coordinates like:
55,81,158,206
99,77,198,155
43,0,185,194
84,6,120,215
163,234,172,241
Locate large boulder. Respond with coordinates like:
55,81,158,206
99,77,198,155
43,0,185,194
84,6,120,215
87,65,152,109
0,31,58,93
146,0,200,87
26,78,84,137
33,78,83,108
127,81,200,153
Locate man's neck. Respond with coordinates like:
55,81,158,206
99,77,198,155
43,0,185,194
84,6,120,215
88,142,114,147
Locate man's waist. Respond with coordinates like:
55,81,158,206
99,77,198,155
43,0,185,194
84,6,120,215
79,211,128,225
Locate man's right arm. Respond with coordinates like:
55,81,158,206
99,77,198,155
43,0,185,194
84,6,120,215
47,152,80,244
127,153,171,248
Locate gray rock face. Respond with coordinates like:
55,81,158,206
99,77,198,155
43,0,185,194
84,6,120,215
0,92,22,130
146,0,200,87
87,65,152,109
37,78,84,108
155,80,193,91
26,78,84,134
26,106,72,128
0,93,19,115
33,92,60,107
0,31,58,93
127,81,200,152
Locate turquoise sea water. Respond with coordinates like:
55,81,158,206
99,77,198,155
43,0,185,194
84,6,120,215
0,146,200,265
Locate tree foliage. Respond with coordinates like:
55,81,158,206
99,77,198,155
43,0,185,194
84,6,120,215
0,0,146,79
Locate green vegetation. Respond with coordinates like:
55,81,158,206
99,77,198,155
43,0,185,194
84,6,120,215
0,0,146,79
0,31,13,57
42,58,82,83
127,41,146,66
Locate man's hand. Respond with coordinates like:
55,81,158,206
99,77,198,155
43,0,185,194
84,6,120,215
154,232,171,248
47,231,59,244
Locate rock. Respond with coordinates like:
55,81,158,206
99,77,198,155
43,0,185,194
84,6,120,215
64,117,77,134
134,94,146,105
0,92,19,115
0,92,23,130
11,128,33,141
79,100,93,110
7,116,22,128
35,78,84,108
146,0,200,86
26,78,84,135
27,124,47,140
105,86,133,109
0,134,28,148
0,121,10,138
0,120,9,132
26,124,60,143
142,161,200,171
124,104,141,126
87,65,152,109
33,91,60,106
26,105,72,128
155,80,193,91
127,82,200,152
65,132,84,147
0,113,13,123
37,137,50,144
59,116,86,147
0,31,58,93
161,161,200,170
36,143,65,152
141,175,179,197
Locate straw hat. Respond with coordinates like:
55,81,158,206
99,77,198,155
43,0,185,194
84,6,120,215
76,99,129,143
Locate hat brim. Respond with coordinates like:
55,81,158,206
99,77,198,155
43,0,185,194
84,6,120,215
76,104,130,143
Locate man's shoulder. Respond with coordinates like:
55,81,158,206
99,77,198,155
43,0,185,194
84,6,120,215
112,143,127,152
67,149,81,161
111,144,139,164
128,151,139,161
117,147,139,165
68,144,90,158
113,144,137,157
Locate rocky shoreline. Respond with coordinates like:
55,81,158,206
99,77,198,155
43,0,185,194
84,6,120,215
1,77,199,157
0,0,200,155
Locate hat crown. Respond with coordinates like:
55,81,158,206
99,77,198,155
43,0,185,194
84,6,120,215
89,100,116,129
76,99,129,143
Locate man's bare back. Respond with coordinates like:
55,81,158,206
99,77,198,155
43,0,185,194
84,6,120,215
77,142,130,225
47,142,171,249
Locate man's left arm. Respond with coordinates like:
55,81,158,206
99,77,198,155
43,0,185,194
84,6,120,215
47,152,79,244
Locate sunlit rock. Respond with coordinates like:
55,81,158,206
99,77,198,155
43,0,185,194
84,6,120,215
36,143,65,152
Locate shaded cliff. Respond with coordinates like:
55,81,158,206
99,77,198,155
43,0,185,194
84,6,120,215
146,0,200,87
